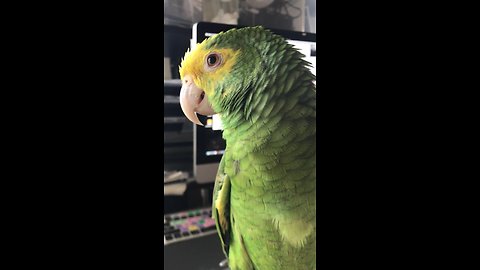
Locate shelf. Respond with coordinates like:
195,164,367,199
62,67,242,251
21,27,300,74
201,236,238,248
164,79,182,87
164,117,188,124
164,96,180,103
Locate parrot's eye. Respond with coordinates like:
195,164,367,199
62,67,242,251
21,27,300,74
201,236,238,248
205,53,222,70
207,55,218,66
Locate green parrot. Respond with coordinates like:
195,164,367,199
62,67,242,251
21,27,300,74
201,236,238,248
178,26,316,270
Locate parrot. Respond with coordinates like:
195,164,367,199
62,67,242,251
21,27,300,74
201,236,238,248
178,26,316,270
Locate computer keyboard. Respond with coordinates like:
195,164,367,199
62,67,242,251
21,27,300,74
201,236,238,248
164,207,217,245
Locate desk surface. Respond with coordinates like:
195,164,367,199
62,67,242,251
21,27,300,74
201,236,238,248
164,233,227,270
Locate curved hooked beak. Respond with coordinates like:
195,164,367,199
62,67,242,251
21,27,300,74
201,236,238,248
179,75,215,126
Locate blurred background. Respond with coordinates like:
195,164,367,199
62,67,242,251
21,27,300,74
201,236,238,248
163,1,316,269
164,0,315,80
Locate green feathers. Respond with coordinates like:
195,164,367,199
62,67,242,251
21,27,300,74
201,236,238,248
207,26,316,270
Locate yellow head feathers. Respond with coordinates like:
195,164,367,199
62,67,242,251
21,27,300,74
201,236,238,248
179,36,240,96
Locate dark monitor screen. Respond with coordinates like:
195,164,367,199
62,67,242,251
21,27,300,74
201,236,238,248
196,115,226,165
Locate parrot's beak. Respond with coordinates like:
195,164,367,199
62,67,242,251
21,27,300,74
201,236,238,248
179,75,215,126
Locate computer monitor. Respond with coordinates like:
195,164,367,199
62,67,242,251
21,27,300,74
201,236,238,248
191,22,316,184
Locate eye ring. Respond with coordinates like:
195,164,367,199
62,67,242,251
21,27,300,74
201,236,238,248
205,52,222,70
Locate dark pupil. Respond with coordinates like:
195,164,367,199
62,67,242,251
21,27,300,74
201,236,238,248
207,55,217,66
